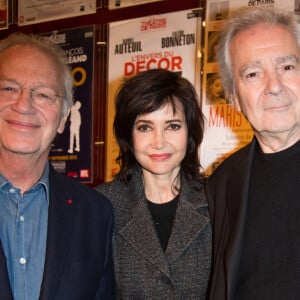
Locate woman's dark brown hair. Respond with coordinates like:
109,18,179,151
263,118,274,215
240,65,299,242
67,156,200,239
114,68,204,182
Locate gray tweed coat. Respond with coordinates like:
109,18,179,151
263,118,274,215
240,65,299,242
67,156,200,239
96,168,211,299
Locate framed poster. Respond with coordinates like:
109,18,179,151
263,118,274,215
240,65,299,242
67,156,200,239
18,0,96,26
106,9,202,181
42,26,95,183
206,0,294,21
200,20,253,176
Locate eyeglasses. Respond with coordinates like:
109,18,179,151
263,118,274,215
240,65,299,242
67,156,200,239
0,79,65,105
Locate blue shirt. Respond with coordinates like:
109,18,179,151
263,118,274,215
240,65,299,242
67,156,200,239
0,163,49,300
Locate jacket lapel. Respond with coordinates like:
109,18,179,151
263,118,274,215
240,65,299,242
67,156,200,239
225,140,256,299
119,192,172,278
118,175,209,280
39,168,76,300
117,172,171,278
166,180,209,264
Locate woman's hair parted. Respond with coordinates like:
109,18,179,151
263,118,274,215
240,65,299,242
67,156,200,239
113,68,204,182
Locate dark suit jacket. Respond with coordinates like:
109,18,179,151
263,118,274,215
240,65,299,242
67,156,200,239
206,139,256,300
0,165,115,300
97,168,211,299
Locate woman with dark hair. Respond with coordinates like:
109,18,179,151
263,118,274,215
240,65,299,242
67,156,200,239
96,68,211,299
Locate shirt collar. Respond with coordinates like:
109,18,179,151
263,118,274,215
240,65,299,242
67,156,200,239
0,162,50,204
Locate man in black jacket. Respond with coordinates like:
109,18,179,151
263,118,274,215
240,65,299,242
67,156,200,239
207,7,300,300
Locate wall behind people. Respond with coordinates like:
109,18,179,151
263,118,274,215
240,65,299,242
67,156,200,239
0,0,204,186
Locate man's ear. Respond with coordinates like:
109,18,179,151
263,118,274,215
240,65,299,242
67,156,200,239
57,108,71,134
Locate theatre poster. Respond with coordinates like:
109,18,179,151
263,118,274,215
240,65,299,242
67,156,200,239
42,26,95,183
106,9,202,181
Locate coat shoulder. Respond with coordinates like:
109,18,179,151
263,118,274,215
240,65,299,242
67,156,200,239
95,177,129,207
209,141,253,180
50,167,114,215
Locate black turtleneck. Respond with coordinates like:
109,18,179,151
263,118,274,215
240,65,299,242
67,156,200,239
234,140,300,300
147,196,179,252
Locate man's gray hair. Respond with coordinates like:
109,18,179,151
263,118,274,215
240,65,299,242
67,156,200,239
216,7,300,101
0,32,73,116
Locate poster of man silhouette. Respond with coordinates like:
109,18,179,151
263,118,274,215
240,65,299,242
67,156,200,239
42,26,94,183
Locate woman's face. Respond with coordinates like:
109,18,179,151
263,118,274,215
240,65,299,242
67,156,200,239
211,78,224,98
132,100,188,179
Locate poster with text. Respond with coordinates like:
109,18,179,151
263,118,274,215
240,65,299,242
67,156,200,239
42,26,94,183
106,9,201,181
200,20,253,176
18,0,96,26
206,0,295,22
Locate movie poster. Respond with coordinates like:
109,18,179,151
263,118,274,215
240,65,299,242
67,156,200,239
42,26,94,183
18,0,96,26
106,9,201,181
200,19,253,176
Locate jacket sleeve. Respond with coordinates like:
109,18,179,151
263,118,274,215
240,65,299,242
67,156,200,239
95,209,116,300
0,241,14,300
